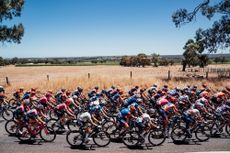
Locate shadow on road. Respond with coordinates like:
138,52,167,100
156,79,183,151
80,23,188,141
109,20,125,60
170,140,202,145
15,139,46,145
70,145,96,150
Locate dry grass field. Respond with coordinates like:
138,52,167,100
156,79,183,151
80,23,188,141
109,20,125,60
0,64,230,97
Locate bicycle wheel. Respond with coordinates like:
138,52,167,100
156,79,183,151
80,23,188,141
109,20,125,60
211,123,221,136
2,109,14,121
67,119,79,131
195,125,210,142
40,127,56,142
225,123,230,136
46,119,60,132
48,110,58,119
170,126,187,142
9,99,17,108
5,120,17,135
16,126,31,141
148,128,166,146
93,131,110,147
122,131,140,147
66,130,83,146
102,121,116,132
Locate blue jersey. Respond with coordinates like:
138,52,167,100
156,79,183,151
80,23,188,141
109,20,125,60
119,108,131,119
124,97,137,107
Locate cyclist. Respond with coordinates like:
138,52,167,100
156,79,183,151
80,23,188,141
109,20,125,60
182,107,203,137
54,99,75,129
38,92,56,109
0,86,5,105
78,110,99,142
13,87,24,101
136,112,157,136
118,106,137,129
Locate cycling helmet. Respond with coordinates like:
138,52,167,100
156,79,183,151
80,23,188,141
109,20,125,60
77,86,83,92
31,88,36,92
61,94,67,100
152,84,158,88
129,105,136,112
202,84,207,88
66,90,71,96
135,94,141,99
23,99,30,106
119,91,123,95
65,98,73,106
61,88,66,92
136,98,143,104
147,108,155,115
72,95,78,99
45,93,52,97
36,104,44,110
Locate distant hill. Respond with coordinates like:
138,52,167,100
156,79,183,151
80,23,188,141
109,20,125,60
16,53,230,61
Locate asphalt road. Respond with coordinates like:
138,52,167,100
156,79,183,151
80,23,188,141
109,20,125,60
0,119,229,153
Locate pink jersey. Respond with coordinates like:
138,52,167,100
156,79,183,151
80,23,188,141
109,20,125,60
39,96,48,104
56,103,67,110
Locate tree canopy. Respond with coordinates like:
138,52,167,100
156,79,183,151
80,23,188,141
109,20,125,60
172,0,229,53
0,0,24,44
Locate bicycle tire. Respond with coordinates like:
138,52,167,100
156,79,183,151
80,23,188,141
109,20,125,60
5,120,17,135
170,126,187,142
93,131,111,147
2,109,14,121
195,125,210,142
66,130,83,146
148,128,166,146
40,127,56,142
122,131,140,147
225,123,230,136
16,126,31,141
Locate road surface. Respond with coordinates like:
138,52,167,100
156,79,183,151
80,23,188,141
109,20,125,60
0,119,229,153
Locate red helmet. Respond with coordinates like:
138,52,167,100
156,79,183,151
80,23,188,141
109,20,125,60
45,93,52,97
65,99,73,106
66,90,71,96
129,106,136,112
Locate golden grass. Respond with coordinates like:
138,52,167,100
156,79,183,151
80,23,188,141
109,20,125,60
0,65,230,97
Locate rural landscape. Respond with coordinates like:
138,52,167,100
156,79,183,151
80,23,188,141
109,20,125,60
0,0,230,153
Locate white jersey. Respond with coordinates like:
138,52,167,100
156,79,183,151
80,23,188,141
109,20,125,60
79,112,92,122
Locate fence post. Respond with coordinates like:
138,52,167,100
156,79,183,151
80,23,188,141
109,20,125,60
168,70,171,80
6,77,10,85
47,75,49,81
88,73,90,79
206,71,209,79
130,71,132,79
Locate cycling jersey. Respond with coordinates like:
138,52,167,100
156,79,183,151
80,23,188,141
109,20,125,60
56,103,67,110
79,112,92,122
25,109,38,120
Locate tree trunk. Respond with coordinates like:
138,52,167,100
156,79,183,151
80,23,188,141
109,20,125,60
182,63,186,71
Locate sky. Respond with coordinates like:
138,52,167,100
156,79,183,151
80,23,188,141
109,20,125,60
0,0,225,58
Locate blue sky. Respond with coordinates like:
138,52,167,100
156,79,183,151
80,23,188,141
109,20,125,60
0,0,224,58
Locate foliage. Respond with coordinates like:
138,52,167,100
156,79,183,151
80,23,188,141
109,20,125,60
172,0,230,53
0,0,24,44
120,53,151,67
151,53,160,67
182,39,209,71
